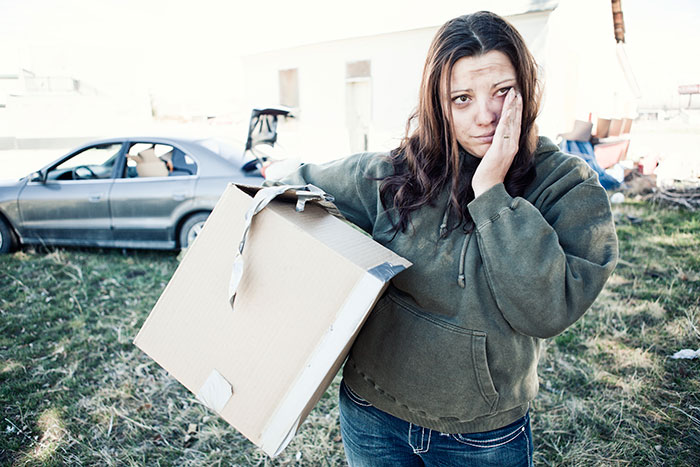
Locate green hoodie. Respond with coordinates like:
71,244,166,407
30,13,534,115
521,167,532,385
277,136,618,433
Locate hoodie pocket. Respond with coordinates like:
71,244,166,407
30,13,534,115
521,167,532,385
350,291,500,421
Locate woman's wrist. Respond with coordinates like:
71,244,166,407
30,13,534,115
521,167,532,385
473,175,504,198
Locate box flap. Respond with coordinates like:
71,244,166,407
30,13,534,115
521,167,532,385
236,183,345,220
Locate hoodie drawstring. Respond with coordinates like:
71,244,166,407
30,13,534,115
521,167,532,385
439,205,450,238
458,233,469,288
439,199,470,288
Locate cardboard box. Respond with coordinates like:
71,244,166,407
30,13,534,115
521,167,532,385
134,184,410,457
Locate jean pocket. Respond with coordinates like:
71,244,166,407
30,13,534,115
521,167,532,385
342,380,373,407
451,417,528,448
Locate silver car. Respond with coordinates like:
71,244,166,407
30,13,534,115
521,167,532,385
0,136,264,253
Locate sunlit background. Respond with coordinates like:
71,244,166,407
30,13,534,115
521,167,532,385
1,0,699,179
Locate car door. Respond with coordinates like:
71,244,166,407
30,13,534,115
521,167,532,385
17,142,123,245
109,142,197,248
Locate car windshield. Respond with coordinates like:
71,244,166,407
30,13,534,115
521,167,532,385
197,138,254,167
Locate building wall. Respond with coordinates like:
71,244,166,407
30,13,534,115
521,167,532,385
242,27,433,162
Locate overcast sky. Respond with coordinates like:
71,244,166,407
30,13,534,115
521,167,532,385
0,0,698,109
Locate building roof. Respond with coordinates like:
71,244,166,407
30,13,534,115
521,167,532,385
243,1,560,56
493,0,559,16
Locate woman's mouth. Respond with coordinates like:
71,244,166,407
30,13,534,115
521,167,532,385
474,133,495,144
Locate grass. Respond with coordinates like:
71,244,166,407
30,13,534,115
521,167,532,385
1,199,698,466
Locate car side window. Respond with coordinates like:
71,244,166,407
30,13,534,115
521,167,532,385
124,143,197,178
47,143,123,181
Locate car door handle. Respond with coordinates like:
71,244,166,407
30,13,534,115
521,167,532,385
89,194,103,202
172,193,186,201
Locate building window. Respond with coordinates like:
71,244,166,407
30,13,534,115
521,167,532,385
346,60,371,81
279,68,299,108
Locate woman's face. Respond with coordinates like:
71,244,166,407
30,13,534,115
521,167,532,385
447,50,518,158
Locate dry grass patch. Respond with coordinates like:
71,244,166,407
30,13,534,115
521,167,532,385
1,199,699,465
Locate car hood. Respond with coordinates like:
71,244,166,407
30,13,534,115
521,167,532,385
0,176,25,186
0,177,26,201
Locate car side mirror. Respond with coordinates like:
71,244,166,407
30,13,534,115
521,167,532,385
30,170,46,183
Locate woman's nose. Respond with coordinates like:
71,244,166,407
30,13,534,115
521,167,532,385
474,98,501,126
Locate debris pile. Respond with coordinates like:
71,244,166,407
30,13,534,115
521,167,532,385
613,170,700,211
646,181,700,211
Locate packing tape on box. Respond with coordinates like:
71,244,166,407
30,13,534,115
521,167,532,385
368,262,409,282
196,369,233,413
229,184,335,307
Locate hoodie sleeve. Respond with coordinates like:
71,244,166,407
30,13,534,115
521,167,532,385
467,156,618,339
271,153,382,233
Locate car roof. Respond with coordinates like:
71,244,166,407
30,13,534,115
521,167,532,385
39,136,255,173
87,135,219,146
71,136,249,160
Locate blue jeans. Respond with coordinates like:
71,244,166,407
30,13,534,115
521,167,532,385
339,380,533,467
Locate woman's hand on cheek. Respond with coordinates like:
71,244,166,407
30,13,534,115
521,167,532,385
472,88,523,198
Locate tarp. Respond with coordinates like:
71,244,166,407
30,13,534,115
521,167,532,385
560,140,621,190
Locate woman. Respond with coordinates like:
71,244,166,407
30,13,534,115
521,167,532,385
277,11,618,466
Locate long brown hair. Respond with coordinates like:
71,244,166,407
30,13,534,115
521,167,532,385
380,11,540,234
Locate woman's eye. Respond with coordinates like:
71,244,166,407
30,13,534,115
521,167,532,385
453,95,471,105
496,87,512,96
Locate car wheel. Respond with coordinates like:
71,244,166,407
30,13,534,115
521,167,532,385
179,212,210,249
0,217,15,254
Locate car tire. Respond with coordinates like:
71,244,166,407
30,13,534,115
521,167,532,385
179,212,210,249
0,217,15,254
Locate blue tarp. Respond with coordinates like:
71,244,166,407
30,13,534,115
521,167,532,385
559,140,621,190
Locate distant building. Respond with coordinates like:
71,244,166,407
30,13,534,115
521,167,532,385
0,68,151,150
241,0,639,163
0,71,21,149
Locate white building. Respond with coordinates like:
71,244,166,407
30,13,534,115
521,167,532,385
242,0,639,163
0,66,152,150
